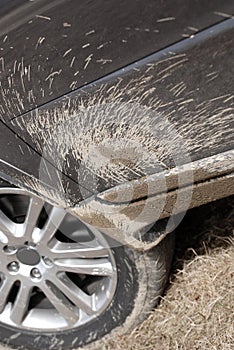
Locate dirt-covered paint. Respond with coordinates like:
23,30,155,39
1,20,233,251
1,0,233,120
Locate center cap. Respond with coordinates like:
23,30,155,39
17,247,41,266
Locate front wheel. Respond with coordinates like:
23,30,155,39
0,184,174,349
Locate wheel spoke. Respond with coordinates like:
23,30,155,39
55,257,114,276
0,231,8,246
49,239,109,259
0,276,14,313
10,284,32,325
41,281,79,326
55,274,95,314
35,207,66,244
0,209,17,238
23,196,44,242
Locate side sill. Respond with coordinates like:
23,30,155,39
71,150,234,251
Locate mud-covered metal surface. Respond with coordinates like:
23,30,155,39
100,150,234,203
10,19,234,194
71,152,234,250
0,0,233,119
0,121,90,207
0,19,233,250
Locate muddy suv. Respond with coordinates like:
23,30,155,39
0,1,233,349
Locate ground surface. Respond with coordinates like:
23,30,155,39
101,195,234,350
0,196,233,350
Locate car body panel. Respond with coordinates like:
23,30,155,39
0,0,233,120
9,19,234,193
0,120,85,206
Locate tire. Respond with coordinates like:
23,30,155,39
0,180,174,350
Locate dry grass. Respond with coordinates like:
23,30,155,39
103,196,234,350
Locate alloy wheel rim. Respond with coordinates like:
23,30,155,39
0,188,117,331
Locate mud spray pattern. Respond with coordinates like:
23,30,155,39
12,45,233,248
38,101,194,248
